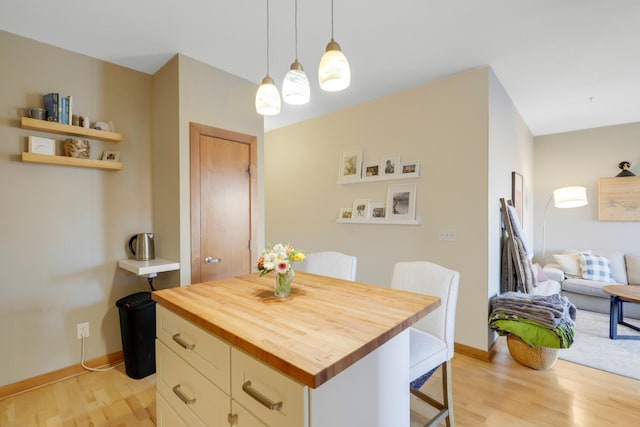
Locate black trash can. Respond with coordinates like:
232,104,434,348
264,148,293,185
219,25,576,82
116,291,156,379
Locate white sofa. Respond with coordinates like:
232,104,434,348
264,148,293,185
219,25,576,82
544,250,640,319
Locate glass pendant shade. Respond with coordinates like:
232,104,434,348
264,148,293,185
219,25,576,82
282,60,310,105
255,75,281,116
318,39,350,92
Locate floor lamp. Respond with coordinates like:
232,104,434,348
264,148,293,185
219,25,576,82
542,186,588,262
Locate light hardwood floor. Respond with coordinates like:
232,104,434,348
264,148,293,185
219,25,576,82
1,341,639,426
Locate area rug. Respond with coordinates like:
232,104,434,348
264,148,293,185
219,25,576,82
558,309,640,380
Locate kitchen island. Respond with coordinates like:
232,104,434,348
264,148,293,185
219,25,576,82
152,272,439,426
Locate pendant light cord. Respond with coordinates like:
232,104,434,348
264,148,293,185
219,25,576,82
330,0,334,39
294,0,299,60
266,0,271,75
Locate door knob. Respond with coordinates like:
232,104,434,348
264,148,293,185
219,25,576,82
204,257,222,264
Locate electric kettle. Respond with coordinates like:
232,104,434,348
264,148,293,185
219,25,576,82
128,233,155,261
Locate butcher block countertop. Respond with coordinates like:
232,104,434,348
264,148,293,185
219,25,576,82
152,272,440,388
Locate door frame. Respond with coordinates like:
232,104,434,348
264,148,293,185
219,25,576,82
189,122,258,283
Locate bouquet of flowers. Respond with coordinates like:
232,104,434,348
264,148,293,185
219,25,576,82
257,243,306,276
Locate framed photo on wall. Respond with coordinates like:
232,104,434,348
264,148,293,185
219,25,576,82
369,202,387,221
338,148,363,182
352,199,371,219
364,161,380,177
511,171,523,225
339,208,353,220
401,160,420,176
386,183,416,221
382,153,400,176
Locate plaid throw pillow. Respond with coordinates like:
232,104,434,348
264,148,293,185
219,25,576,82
578,253,616,283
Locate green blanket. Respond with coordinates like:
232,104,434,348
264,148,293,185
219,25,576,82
490,315,574,349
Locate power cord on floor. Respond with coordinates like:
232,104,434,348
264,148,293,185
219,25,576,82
80,336,122,372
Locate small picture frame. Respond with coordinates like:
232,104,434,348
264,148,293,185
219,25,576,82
352,199,371,219
382,153,401,176
28,136,55,155
386,183,417,221
511,171,523,225
339,208,353,220
338,148,363,182
364,161,380,177
401,160,420,176
102,150,120,161
369,202,387,221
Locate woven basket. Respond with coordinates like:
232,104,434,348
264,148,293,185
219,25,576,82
506,334,559,370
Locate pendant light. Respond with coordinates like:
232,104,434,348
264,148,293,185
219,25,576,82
318,0,350,92
256,0,281,115
282,0,310,105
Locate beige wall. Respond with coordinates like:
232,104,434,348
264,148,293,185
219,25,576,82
0,33,264,387
265,67,533,351
151,54,265,285
533,122,640,262
0,30,153,386
488,69,535,347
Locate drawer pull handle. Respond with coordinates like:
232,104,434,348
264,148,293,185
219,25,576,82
172,384,196,405
172,333,195,350
242,381,283,411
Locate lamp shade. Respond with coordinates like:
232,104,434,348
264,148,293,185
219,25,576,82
255,75,281,116
318,39,350,91
553,186,588,208
282,60,310,105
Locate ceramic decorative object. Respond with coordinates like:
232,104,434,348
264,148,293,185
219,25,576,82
64,138,90,159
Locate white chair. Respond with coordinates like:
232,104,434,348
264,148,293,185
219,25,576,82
391,261,460,427
301,251,357,281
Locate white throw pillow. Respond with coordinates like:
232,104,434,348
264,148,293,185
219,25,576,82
625,254,640,285
578,253,616,283
553,250,591,278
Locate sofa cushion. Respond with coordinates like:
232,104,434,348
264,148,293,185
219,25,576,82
553,250,591,278
561,278,613,298
625,254,640,285
578,253,616,283
592,250,627,284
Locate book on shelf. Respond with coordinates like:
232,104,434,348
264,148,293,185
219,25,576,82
43,93,73,124
43,92,59,122
67,95,72,125
61,96,67,125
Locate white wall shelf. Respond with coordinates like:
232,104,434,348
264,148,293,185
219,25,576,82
118,258,180,277
337,216,421,225
337,172,420,185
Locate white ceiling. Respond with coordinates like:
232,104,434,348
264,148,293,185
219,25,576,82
2,0,638,135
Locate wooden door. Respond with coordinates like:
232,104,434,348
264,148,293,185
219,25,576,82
190,123,257,283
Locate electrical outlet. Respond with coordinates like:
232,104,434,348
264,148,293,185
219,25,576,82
77,322,90,340
438,229,457,241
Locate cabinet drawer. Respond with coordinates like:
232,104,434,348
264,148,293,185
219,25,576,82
157,341,229,426
231,400,267,427
231,347,308,427
156,392,192,427
157,304,231,393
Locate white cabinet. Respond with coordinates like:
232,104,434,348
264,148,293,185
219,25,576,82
156,341,229,426
156,305,305,426
156,304,410,426
231,347,306,427
156,392,191,427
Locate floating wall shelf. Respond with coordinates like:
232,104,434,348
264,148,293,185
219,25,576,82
21,117,122,143
21,152,123,170
337,171,420,185
337,216,422,225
